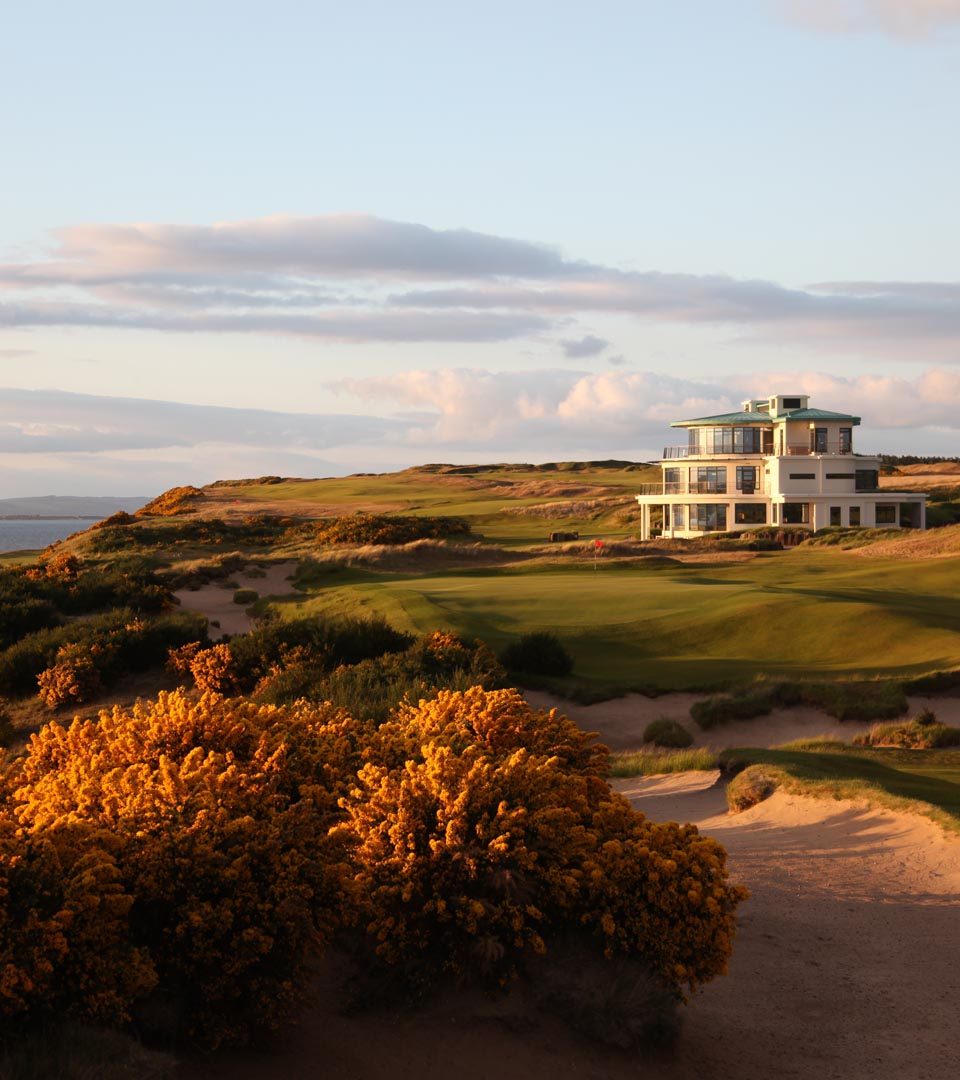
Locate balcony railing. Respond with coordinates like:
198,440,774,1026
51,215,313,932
637,482,764,496
663,443,855,458
786,443,853,455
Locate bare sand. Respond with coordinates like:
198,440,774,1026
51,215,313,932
524,690,883,750
178,771,960,1080
173,561,299,638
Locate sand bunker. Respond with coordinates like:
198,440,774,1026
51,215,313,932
523,690,881,750
173,561,299,637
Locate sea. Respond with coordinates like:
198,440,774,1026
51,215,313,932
0,519,92,554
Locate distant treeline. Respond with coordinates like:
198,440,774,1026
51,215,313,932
879,454,958,466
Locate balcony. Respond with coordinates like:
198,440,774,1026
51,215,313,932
638,481,764,497
662,445,768,458
786,443,853,456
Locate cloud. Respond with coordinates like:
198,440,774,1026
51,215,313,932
782,0,960,37
1,213,958,357
561,334,609,359
335,366,960,451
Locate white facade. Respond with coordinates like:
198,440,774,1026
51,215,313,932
636,393,926,540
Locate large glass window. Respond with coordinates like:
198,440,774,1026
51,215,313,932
839,427,852,453
664,467,681,493
735,504,766,524
830,506,841,526
855,470,878,491
736,466,757,493
692,504,727,531
672,504,685,529
689,427,764,454
876,504,897,524
849,506,861,526
812,428,828,453
695,466,726,493
782,503,810,524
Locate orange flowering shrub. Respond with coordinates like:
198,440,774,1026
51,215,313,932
369,686,608,776
0,819,154,1026
166,640,203,677
188,643,236,694
338,688,746,998
8,691,360,1047
36,642,105,708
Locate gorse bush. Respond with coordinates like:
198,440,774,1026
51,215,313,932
643,718,694,748
313,513,471,547
6,691,359,1048
253,630,505,721
337,688,745,998
0,684,747,1049
499,631,574,677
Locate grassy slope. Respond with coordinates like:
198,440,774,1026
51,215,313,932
274,546,960,691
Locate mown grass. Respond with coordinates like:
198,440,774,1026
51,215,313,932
608,748,720,777
270,546,960,693
721,745,960,833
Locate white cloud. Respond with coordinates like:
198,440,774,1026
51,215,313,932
782,0,960,37
1,214,958,358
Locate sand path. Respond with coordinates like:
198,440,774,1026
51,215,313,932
173,561,299,637
178,772,960,1080
525,689,960,750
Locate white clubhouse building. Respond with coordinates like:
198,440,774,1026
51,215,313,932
636,393,926,540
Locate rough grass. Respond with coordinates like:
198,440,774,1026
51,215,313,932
692,679,908,728
720,745,960,834
608,747,719,777
642,718,694,748
853,713,960,749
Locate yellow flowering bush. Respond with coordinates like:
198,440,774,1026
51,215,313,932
0,818,154,1026
338,688,746,998
7,691,360,1047
369,686,608,776
36,642,105,708
188,643,236,694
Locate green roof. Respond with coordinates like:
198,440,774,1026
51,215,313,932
672,407,861,428
671,411,771,428
781,408,861,425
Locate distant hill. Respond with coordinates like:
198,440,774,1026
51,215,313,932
0,495,151,518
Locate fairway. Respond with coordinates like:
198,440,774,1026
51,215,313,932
276,546,960,691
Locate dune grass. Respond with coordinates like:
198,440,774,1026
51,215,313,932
721,745,960,834
608,747,720,777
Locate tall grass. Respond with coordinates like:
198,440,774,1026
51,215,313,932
608,747,719,777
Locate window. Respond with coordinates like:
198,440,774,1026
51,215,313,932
849,506,861,526
830,506,841,526
782,503,810,524
736,465,757,493
695,466,726,493
690,426,763,454
876,504,897,525
812,428,828,453
855,470,878,492
782,397,803,410
826,472,854,480
735,504,766,524
672,504,685,529
664,467,681,493
789,473,816,479
692,504,727,531
839,428,852,453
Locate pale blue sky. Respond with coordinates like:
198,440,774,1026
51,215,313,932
1,0,958,493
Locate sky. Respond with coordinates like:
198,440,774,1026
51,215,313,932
1,0,959,496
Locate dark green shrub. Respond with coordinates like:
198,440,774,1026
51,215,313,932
642,719,693,748
232,589,258,605
499,632,574,677
853,711,960,749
